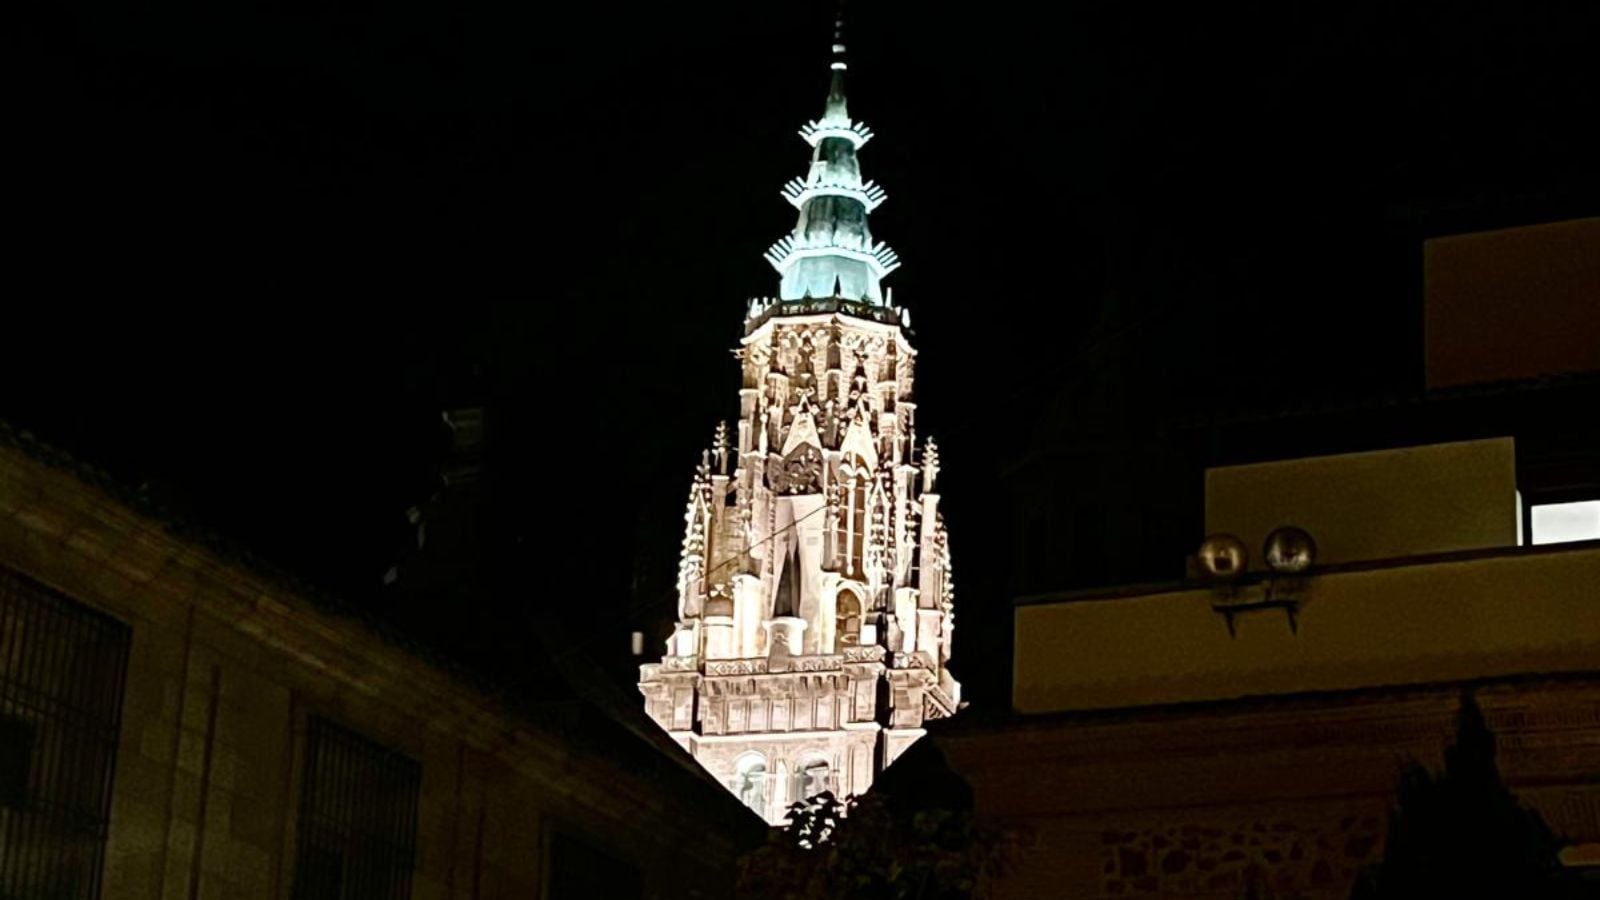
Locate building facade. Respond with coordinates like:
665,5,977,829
928,435,1600,899
0,434,762,900
638,39,960,823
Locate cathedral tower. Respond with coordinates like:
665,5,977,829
639,25,960,824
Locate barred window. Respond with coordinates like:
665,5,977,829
291,717,422,900
0,567,132,900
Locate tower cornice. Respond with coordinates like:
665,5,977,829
742,300,913,338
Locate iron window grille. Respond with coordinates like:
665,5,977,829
291,716,422,900
0,567,132,900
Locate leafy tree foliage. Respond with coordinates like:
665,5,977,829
736,789,1023,900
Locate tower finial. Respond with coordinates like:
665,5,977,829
828,0,848,112
832,0,847,68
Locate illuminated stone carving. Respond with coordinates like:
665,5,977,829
769,444,824,495
639,29,961,825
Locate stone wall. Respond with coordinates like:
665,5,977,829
0,444,759,899
937,680,1600,900
1095,811,1383,897
689,729,879,822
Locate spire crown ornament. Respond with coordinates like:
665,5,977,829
764,5,899,307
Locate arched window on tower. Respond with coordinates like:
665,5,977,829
734,752,768,817
792,755,833,802
835,588,862,650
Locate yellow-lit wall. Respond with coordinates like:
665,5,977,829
1014,543,1600,715
1204,437,1518,569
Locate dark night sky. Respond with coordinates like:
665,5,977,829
7,1,1597,701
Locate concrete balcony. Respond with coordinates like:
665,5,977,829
1014,541,1600,714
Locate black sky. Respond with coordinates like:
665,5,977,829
7,1,1597,701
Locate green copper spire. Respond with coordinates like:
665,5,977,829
764,11,899,305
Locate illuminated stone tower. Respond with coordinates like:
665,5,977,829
639,25,960,824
